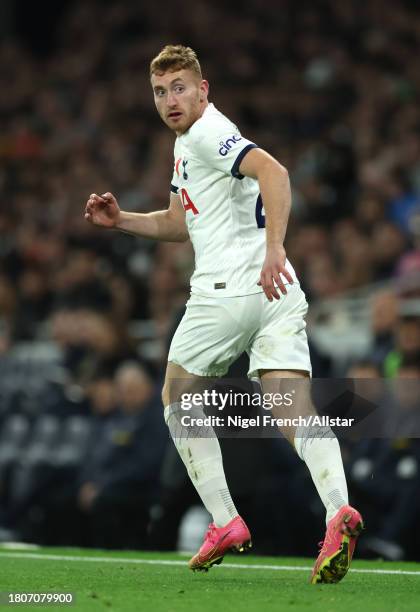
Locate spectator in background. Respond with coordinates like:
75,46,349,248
387,169,420,236
346,362,381,380
75,362,167,549
348,432,420,561
388,354,420,438
0,275,16,343
51,247,112,312
369,290,399,368
12,266,52,341
370,222,408,281
27,362,167,549
344,360,386,444
383,315,420,378
350,356,420,560
395,251,420,297
49,308,137,384
35,370,118,546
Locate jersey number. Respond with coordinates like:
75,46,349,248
255,194,265,228
180,188,199,215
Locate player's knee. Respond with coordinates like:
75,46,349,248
161,381,170,408
162,378,180,407
294,424,336,460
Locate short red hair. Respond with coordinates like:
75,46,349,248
150,45,202,78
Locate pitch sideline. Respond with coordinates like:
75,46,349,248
0,551,420,576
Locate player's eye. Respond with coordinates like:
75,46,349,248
174,86,185,94
155,89,165,97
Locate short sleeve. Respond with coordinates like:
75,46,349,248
170,160,179,194
191,121,258,179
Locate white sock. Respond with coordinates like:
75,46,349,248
164,403,238,527
294,425,348,524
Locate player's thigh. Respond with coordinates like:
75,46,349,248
168,294,254,378
248,283,312,379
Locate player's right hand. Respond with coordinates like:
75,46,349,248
84,192,120,228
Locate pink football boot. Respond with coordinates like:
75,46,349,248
189,516,252,572
311,505,364,584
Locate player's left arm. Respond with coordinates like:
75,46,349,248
239,148,293,302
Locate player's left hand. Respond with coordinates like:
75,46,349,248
258,245,293,301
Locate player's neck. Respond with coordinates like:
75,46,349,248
175,101,210,137
195,99,210,125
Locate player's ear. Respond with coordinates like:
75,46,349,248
199,80,209,101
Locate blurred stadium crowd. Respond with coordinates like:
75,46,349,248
1,0,420,560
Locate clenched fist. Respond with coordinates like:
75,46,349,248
84,192,120,228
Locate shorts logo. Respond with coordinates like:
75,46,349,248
218,134,242,156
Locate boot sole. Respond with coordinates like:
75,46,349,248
311,519,364,584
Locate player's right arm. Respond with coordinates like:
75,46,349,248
84,192,189,243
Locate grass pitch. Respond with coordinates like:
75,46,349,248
0,547,419,612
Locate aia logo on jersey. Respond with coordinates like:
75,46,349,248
218,134,242,156
180,188,199,215
175,158,189,180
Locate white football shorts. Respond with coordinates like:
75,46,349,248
168,282,312,378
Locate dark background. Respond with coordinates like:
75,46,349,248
0,0,420,561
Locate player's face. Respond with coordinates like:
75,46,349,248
151,69,209,135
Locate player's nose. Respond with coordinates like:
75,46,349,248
166,92,177,107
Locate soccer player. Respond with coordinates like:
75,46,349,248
84,45,363,583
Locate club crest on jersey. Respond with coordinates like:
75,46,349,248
175,158,189,180
218,134,242,156
182,159,189,180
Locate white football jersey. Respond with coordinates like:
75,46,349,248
171,103,298,297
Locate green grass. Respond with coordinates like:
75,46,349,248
0,547,419,612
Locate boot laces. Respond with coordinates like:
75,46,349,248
205,523,218,545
